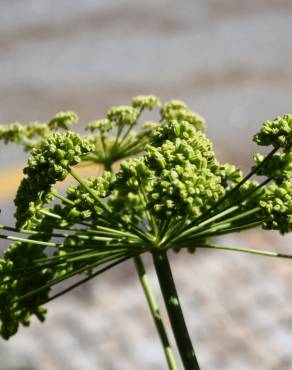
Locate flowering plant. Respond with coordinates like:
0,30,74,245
0,96,291,369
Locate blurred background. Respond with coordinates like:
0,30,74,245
0,1,292,369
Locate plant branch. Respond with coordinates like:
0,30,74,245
196,243,292,259
40,254,133,305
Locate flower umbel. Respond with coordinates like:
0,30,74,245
0,96,291,370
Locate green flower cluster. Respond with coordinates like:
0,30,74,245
47,111,79,130
251,114,292,234
15,132,93,228
84,96,162,169
260,180,292,234
24,132,92,181
109,158,152,224
107,106,140,127
254,113,292,150
0,96,291,343
0,111,78,151
0,122,50,151
219,163,243,187
58,172,114,224
160,100,205,131
145,121,224,218
0,242,52,339
132,95,161,110
86,119,113,134
14,179,53,229
254,152,292,184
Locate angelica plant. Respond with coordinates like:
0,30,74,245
0,96,291,370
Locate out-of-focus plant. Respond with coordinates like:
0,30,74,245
0,96,291,370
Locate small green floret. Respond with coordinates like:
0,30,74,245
160,101,205,131
85,119,112,133
254,152,292,184
14,132,93,228
254,114,292,150
107,106,139,127
132,95,161,110
259,179,292,234
48,111,79,130
145,121,223,218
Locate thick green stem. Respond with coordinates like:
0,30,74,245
134,255,178,370
153,251,200,370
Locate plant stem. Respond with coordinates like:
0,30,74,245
180,207,261,242
180,219,263,242
170,205,239,244
70,169,111,213
153,251,200,370
134,255,178,370
196,243,292,259
16,251,131,301
41,254,132,305
51,190,75,205
0,233,60,247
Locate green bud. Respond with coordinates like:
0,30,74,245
85,119,112,133
107,106,139,127
160,101,205,131
254,114,292,150
132,95,161,110
48,111,78,130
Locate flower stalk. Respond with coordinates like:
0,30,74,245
153,251,200,370
134,255,178,370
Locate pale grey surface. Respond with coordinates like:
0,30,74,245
0,1,292,369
